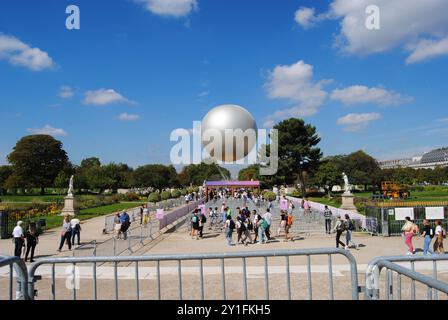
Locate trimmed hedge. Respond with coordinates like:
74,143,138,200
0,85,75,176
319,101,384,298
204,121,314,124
148,192,161,203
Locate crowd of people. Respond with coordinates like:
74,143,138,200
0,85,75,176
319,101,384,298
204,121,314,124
401,217,446,255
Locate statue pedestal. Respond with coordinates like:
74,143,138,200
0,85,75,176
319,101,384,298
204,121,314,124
340,193,358,213
60,196,77,217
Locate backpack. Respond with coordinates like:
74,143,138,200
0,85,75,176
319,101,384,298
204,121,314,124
192,215,198,224
348,220,355,231
229,220,236,230
337,221,347,232
260,219,269,230
201,214,207,224
74,223,81,232
247,220,254,231
287,215,293,226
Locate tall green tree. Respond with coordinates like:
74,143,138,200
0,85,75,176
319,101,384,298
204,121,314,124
313,159,341,197
272,118,322,196
0,166,13,195
342,150,382,191
178,162,231,186
7,135,69,194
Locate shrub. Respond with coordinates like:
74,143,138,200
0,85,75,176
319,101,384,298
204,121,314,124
171,190,181,198
125,193,141,201
161,191,172,201
148,192,161,203
263,191,277,202
180,189,187,196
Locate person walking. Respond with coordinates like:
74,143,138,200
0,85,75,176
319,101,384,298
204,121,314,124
12,221,24,258
433,220,446,254
252,210,261,243
241,214,253,245
225,215,235,246
303,199,311,216
236,211,245,244
191,209,200,240
142,205,150,226
402,217,416,255
324,205,333,234
417,219,435,256
70,217,81,246
277,210,287,237
25,223,39,262
139,205,144,225
120,211,131,240
284,211,294,242
332,216,347,249
344,214,358,249
263,209,273,240
58,216,72,252
199,209,207,238
257,217,268,244
114,213,122,239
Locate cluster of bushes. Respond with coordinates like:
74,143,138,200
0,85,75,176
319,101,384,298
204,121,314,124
76,195,118,210
2,203,63,220
147,189,186,203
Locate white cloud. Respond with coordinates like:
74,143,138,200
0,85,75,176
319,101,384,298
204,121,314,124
436,117,448,123
406,36,448,64
197,91,209,97
59,86,74,99
331,85,412,106
27,125,67,137
295,8,317,29
117,113,140,121
337,113,382,132
83,89,134,106
0,34,54,71
136,0,197,17
298,1,448,63
263,60,329,126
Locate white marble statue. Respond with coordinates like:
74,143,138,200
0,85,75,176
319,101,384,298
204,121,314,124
342,172,351,194
68,175,74,197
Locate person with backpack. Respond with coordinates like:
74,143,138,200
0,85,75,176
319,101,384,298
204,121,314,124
344,214,358,249
402,216,416,255
70,217,81,246
417,219,435,255
191,209,200,240
324,205,333,234
262,209,273,240
257,217,268,244
236,211,246,244
332,215,347,249
242,213,254,245
120,211,131,240
199,210,207,238
225,215,235,246
433,220,446,255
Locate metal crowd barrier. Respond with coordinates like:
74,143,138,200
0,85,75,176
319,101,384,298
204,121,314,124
365,255,448,300
25,248,359,300
0,255,30,300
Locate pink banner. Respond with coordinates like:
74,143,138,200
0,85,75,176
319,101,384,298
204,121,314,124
156,209,164,220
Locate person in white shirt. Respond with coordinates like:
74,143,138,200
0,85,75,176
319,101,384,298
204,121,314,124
434,220,445,254
262,209,273,240
12,221,24,258
70,217,81,246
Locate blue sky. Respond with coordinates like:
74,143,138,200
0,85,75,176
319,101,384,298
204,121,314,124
0,0,447,171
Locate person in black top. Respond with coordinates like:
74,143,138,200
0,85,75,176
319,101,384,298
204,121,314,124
25,223,39,262
417,219,435,255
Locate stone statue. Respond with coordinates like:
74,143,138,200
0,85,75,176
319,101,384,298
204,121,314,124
342,172,351,194
68,175,74,197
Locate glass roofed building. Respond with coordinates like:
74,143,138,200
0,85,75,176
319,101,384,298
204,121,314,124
378,147,448,169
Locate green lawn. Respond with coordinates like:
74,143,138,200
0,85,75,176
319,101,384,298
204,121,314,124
26,202,145,231
308,197,341,208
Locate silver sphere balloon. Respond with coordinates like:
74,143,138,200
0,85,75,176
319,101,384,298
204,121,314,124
201,104,258,162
